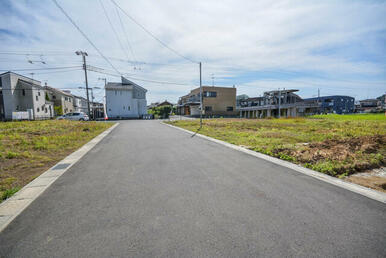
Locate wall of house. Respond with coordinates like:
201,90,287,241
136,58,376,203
106,89,147,118
191,87,236,116
73,97,88,113
1,73,19,120
0,73,53,120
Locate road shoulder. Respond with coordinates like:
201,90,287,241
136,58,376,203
0,123,119,233
162,122,386,203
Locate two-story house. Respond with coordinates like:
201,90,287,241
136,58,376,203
177,86,237,117
105,76,147,119
0,71,54,120
44,86,74,115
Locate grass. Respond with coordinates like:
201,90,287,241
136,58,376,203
0,120,113,203
167,113,386,178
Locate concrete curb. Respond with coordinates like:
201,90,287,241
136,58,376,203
162,122,386,204
0,122,119,233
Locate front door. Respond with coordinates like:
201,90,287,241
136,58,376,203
184,106,190,115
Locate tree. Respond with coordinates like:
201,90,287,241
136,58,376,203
54,105,63,116
148,105,173,119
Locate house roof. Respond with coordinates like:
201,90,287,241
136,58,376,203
0,71,42,86
106,76,147,93
44,86,73,97
17,78,45,90
265,89,299,94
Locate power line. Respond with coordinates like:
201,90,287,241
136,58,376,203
99,0,131,62
52,0,122,75
115,4,137,67
110,0,197,64
0,66,82,72
86,64,194,86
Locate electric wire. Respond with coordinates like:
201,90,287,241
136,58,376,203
99,0,131,63
51,0,122,75
110,0,197,64
115,4,137,67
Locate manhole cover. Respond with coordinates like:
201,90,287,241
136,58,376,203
52,163,71,170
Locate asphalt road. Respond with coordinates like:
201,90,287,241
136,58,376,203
1,121,385,257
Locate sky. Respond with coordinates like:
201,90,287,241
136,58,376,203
0,0,385,104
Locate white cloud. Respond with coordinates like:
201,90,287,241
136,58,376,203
0,0,385,103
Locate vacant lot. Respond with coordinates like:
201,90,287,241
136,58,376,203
168,114,386,191
0,120,113,202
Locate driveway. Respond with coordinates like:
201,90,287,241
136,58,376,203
0,121,385,257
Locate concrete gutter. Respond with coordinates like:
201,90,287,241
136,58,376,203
0,123,119,233
162,122,386,204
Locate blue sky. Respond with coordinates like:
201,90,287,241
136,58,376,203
0,0,385,103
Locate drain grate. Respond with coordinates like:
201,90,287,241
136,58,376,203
52,163,71,170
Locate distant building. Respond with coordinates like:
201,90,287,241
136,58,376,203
304,95,355,114
147,100,174,109
73,95,88,114
177,86,237,116
239,89,319,118
44,86,74,115
90,101,104,119
105,76,147,119
0,71,54,120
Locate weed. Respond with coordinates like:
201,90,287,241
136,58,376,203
1,187,21,201
168,114,385,177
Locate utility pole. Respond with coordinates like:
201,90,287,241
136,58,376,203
278,88,281,118
98,78,107,120
199,62,202,129
76,51,91,119
211,73,214,87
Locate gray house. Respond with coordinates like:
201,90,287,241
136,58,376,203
44,86,74,115
105,76,147,119
239,89,319,118
0,72,54,120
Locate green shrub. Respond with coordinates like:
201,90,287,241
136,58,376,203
1,187,21,201
6,151,19,159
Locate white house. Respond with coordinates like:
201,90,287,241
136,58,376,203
105,77,147,119
73,95,88,114
0,71,54,120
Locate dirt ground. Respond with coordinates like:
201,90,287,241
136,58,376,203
345,168,386,193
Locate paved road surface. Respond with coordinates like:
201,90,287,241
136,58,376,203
1,121,385,257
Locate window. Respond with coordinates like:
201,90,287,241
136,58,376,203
41,105,44,110
204,91,217,97
128,106,130,111
123,106,125,110
36,95,38,101
22,89,25,96
37,107,40,112
226,106,233,111
45,108,48,113
115,91,117,95
205,106,212,111
109,108,111,111
53,95,56,99
38,91,41,96
0,78,2,87
120,91,122,95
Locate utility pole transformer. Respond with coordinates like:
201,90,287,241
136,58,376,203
76,51,91,119
199,62,202,128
